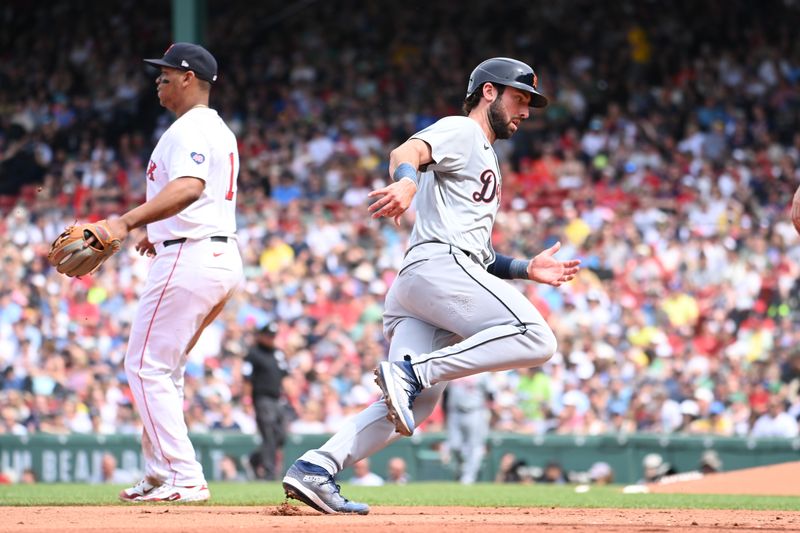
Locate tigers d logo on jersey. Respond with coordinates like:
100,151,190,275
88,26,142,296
472,169,500,203
190,152,205,164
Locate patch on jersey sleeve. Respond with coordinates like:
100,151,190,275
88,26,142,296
190,152,206,164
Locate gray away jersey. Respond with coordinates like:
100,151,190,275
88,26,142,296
410,116,501,267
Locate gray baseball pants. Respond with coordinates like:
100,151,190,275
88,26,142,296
300,242,556,475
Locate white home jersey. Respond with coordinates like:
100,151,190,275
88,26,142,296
409,116,500,267
145,107,239,243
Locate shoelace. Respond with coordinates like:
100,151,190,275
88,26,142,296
322,475,350,503
397,366,421,406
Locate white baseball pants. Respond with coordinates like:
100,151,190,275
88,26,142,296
124,237,242,486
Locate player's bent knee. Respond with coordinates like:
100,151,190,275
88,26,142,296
542,329,558,359
522,325,558,365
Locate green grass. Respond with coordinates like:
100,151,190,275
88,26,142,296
1,482,798,510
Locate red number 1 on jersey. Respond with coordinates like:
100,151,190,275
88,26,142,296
226,152,234,200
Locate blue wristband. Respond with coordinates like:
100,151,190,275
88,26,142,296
393,162,419,186
488,254,530,280
509,259,530,280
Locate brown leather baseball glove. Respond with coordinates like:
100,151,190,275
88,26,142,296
47,220,122,277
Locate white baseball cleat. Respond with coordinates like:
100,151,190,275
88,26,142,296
133,482,211,502
119,477,160,502
374,360,422,436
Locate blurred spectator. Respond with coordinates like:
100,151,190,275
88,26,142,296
94,452,137,484
678,400,700,432
19,468,37,484
219,455,247,482
495,452,536,484
538,460,567,484
750,396,800,438
587,461,614,485
1,0,800,445
386,457,409,484
496,452,522,483
0,405,27,435
349,458,383,486
639,453,677,484
698,450,723,474
287,399,327,434
211,403,242,432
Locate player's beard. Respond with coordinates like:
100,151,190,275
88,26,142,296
488,99,514,139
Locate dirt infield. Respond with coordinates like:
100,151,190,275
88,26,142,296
3,505,800,533
5,463,800,533
647,460,800,496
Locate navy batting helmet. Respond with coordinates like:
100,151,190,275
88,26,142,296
466,57,548,108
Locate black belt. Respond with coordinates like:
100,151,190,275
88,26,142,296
163,236,228,247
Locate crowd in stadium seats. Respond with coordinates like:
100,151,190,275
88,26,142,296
1,0,800,443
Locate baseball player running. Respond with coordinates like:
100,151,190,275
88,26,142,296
282,57,579,514
108,43,243,502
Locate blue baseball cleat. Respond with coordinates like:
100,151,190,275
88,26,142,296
282,460,370,515
374,360,422,436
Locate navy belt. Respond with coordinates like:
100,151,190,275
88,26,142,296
405,240,471,258
163,236,228,247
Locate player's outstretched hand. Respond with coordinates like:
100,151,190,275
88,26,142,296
528,241,581,287
367,179,418,226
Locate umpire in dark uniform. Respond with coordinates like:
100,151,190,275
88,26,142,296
245,322,287,480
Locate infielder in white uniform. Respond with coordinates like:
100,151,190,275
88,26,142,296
282,57,580,514
105,43,243,503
